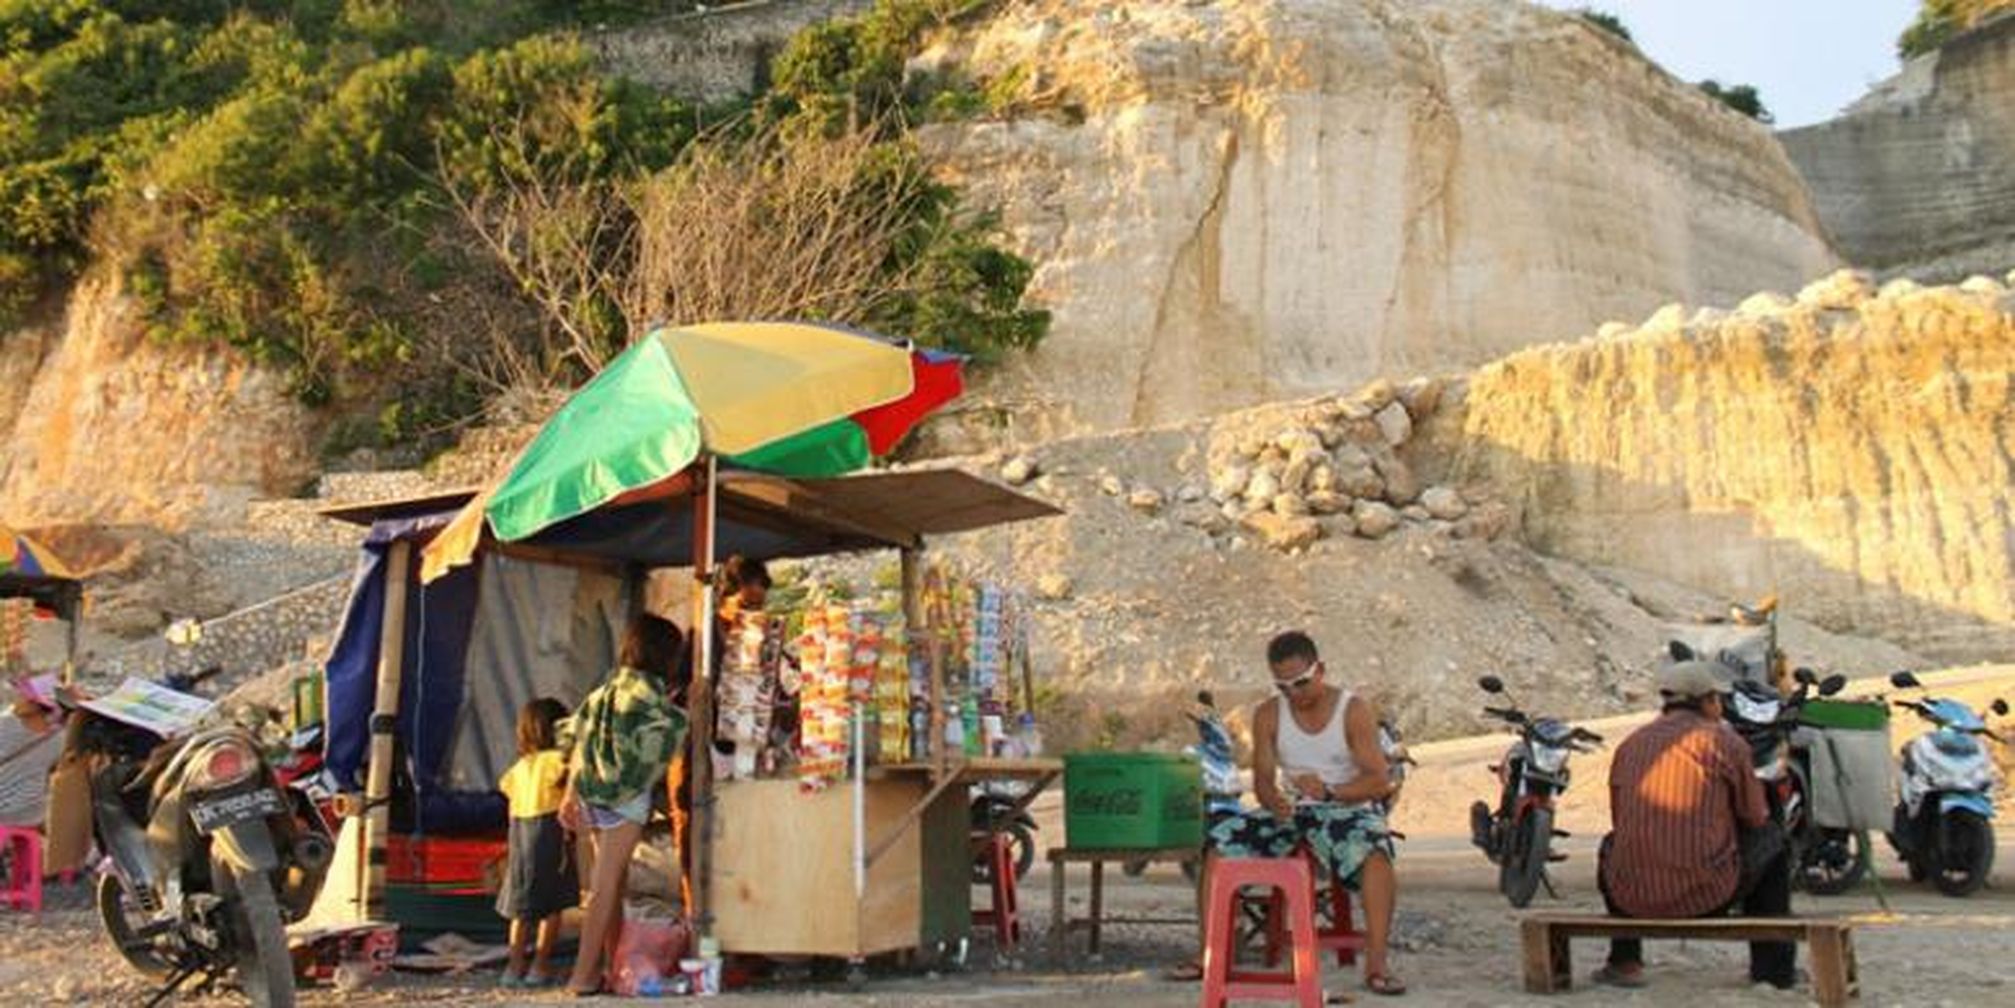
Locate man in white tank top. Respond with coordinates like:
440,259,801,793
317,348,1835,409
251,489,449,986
1202,630,1407,996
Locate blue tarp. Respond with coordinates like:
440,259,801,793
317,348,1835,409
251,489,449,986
323,511,480,797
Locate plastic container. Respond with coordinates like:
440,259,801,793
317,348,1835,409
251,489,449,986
1801,698,1889,732
1063,752,1204,849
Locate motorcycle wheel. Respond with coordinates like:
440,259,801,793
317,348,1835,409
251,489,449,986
229,866,297,1008
1499,808,1551,909
1797,828,1869,896
94,872,174,978
1933,811,1994,898
969,821,1036,885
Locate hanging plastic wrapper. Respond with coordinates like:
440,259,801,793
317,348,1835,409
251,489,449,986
715,612,775,780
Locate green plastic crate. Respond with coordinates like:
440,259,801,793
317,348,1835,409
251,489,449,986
1063,752,1203,849
1801,698,1889,731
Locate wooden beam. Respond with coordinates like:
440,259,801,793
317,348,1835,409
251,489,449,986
728,477,920,551
688,458,719,947
360,539,412,920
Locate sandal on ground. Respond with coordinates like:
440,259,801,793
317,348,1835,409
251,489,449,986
565,983,606,997
1326,991,1357,1004
1592,963,1646,989
1164,960,1205,982
1364,972,1408,996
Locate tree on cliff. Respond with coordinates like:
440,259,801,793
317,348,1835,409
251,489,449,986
0,0,1043,455
1575,8,1633,43
1899,0,2015,58
1697,80,1773,124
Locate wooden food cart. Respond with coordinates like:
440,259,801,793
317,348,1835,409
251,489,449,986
318,467,1063,961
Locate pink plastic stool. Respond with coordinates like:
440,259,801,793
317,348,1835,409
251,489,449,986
1201,857,1321,1008
0,825,42,913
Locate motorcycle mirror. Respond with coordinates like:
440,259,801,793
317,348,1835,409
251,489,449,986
1793,666,1817,685
1993,699,2010,717
1889,670,1921,689
1667,640,1695,661
1818,674,1848,696
1478,675,1505,694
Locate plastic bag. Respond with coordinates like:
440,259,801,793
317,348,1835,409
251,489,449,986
610,915,690,997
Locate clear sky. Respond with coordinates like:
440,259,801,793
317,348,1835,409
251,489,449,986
1537,1,1924,128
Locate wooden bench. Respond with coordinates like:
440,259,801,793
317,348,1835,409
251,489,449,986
1521,914,1857,1007
1047,846,1202,960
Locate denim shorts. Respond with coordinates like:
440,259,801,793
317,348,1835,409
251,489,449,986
583,791,651,830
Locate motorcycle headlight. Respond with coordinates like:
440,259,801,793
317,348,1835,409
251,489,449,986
187,738,259,791
1529,743,1570,774
1730,692,1781,725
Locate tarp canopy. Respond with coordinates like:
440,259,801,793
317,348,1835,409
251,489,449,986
319,468,1059,813
1,523,84,622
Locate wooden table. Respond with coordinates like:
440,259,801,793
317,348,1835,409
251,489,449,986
1047,846,1204,960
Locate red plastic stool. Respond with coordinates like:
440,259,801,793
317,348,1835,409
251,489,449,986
1201,857,1321,1008
0,825,43,913
1262,850,1367,967
972,833,1020,950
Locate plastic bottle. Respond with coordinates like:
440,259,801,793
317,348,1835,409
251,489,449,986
1017,711,1043,757
962,703,983,757
945,701,965,752
910,703,930,761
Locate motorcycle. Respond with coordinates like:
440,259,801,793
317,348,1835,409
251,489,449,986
1884,670,2008,897
1468,675,1604,908
61,670,332,1007
1722,665,1870,894
970,787,1037,885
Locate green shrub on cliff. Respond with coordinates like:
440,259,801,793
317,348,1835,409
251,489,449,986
0,0,1046,453
1899,0,2015,58
1697,79,1772,123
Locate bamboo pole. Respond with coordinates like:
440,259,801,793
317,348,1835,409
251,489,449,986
360,539,412,920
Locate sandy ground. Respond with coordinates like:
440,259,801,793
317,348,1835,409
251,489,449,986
6,669,2013,1006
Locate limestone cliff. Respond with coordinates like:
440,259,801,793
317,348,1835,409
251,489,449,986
1442,271,2015,663
921,0,1838,438
0,275,319,531
1782,13,2015,281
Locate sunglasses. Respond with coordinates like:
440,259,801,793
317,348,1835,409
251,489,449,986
1274,663,1322,694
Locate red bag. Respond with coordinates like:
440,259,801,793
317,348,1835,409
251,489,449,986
610,916,690,996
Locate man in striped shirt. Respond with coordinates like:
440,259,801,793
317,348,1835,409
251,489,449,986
1595,660,1795,990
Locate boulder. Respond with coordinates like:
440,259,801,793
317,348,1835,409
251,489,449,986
1271,493,1310,517
1244,468,1282,504
1307,490,1351,515
1000,455,1039,485
1210,464,1251,502
1374,401,1413,446
1309,465,1338,493
1127,488,1165,513
1351,501,1401,539
1036,574,1074,601
1374,454,1421,504
1421,485,1468,520
1401,504,1431,521
1796,269,1875,309
1398,377,1443,419
1099,474,1125,496
1242,511,1324,552
1337,464,1385,500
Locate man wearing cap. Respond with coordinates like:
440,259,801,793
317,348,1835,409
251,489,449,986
1595,660,1794,990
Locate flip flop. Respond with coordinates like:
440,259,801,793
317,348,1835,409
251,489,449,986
1365,972,1408,996
1164,960,1205,982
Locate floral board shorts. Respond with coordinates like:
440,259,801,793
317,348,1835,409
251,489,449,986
1206,803,1396,891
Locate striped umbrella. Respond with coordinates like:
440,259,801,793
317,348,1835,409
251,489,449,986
0,524,78,581
422,321,963,581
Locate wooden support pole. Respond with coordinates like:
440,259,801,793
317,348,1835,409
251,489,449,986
360,539,412,920
688,458,719,946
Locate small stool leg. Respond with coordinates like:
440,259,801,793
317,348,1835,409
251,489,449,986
1809,927,1852,1008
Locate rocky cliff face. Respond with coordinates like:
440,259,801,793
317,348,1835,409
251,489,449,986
1441,270,2015,663
1781,13,2015,281
0,275,319,531
920,0,1838,439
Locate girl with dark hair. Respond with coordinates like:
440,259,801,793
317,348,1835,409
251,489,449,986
560,615,688,997
495,697,575,987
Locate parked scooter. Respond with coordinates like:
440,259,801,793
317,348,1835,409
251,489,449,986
60,669,331,1007
1719,662,1869,894
1884,670,2007,896
970,787,1037,884
1468,675,1605,908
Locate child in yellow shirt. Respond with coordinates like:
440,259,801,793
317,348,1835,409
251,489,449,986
497,698,577,987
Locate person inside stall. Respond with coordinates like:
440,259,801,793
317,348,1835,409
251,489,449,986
0,675,66,828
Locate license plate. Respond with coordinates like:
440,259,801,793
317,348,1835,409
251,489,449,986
190,787,287,834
